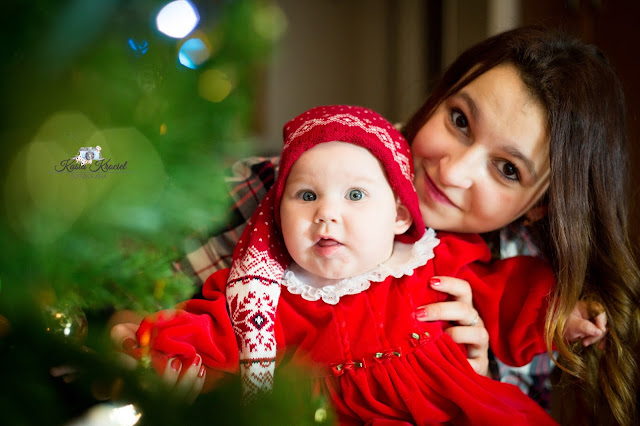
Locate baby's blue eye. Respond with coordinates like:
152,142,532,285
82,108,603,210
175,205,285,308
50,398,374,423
299,191,316,201
347,189,364,201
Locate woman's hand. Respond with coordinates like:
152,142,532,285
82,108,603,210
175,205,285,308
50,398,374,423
414,276,490,376
110,322,205,403
563,300,607,348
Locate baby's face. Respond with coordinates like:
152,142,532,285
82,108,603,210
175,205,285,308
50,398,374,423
280,142,410,280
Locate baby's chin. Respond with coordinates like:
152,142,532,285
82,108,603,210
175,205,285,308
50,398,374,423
308,263,380,281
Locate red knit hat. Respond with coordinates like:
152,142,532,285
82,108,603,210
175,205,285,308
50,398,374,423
226,105,425,400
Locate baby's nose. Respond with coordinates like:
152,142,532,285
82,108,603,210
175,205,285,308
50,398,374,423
313,201,340,224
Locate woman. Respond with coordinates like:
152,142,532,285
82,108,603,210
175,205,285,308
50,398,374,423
403,26,640,425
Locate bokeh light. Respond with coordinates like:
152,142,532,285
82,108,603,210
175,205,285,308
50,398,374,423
252,3,287,41
156,0,200,39
82,127,167,229
67,403,141,426
5,140,88,245
198,69,232,102
4,112,103,244
178,36,211,69
3,113,167,244
127,38,149,57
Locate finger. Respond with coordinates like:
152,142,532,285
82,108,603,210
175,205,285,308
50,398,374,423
593,311,607,332
581,320,604,338
50,365,79,383
444,321,489,347
174,356,205,403
583,334,605,347
429,276,473,305
110,323,140,350
444,323,489,357
447,327,490,376
444,322,490,376
50,365,77,378
415,301,476,323
162,357,182,388
565,323,600,343
174,356,200,396
586,301,605,319
467,357,490,377
583,327,607,347
114,352,139,371
565,318,603,345
185,366,205,404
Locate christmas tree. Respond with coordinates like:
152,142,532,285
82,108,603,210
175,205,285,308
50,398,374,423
0,0,329,423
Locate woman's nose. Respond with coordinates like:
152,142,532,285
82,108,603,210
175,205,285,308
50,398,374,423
439,146,484,189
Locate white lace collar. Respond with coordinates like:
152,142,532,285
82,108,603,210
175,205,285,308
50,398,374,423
281,228,439,305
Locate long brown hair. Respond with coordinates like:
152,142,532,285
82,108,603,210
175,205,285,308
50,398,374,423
403,26,640,425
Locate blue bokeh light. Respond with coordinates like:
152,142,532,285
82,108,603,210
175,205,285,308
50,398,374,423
178,38,210,69
127,38,149,57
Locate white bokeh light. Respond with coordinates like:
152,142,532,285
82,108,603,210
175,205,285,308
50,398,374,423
67,403,141,426
156,1,199,39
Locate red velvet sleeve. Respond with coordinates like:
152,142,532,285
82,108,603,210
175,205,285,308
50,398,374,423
135,268,239,376
432,232,555,367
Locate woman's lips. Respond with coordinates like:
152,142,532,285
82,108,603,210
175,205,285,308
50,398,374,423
423,171,456,207
313,238,342,257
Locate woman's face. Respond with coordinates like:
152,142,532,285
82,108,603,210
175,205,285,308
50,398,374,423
412,64,550,233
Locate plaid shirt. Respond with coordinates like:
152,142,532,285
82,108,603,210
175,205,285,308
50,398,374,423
173,156,280,286
490,222,554,412
173,155,553,411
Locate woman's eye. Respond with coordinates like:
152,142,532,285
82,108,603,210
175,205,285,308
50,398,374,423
298,190,316,201
495,160,520,182
347,189,364,201
451,108,469,133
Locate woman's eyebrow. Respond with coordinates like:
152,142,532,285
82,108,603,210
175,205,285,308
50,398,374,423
458,91,539,182
458,92,479,122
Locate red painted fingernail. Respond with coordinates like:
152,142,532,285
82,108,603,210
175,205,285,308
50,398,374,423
198,365,206,378
193,354,201,366
170,358,181,372
430,278,441,286
122,338,137,351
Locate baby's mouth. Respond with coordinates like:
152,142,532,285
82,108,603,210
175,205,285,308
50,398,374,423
317,238,340,247
314,238,343,256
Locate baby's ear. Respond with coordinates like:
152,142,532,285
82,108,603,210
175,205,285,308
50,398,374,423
394,200,412,235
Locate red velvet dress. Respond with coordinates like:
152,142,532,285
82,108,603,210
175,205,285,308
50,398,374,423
137,230,556,425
